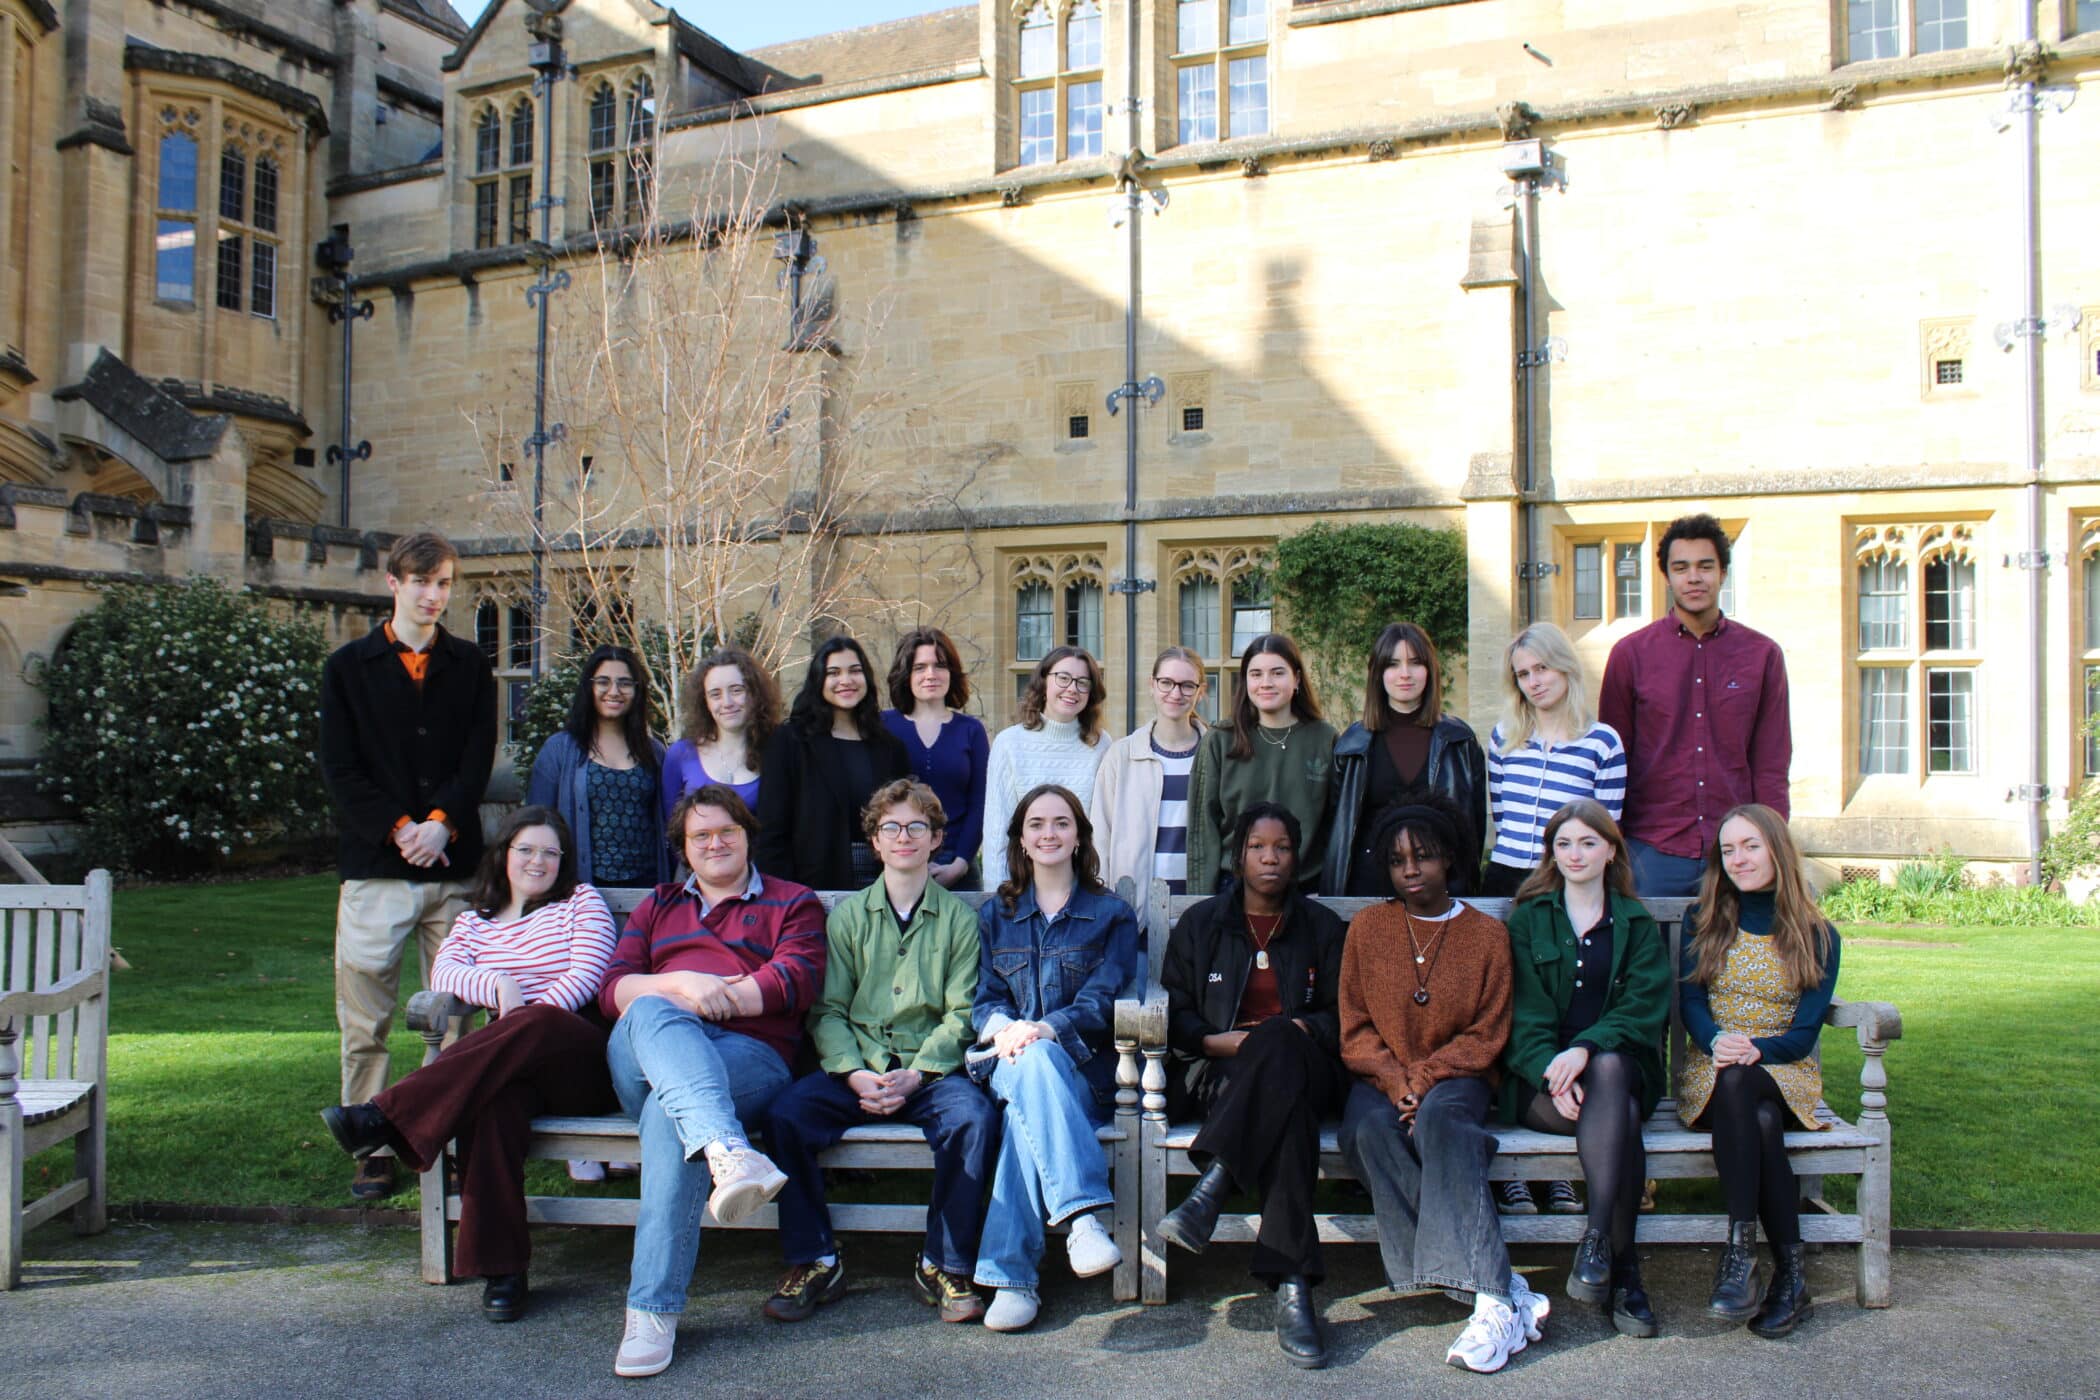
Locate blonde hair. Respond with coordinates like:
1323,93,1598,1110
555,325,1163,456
1495,622,1595,755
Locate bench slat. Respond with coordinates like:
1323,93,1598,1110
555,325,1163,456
1153,1119,1878,1156
12,1080,93,1126
1199,1211,1865,1247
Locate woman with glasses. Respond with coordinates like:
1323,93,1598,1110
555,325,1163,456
980,647,1113,890
882,628,991,891
528,645,670,889
757,635,911,890
1186,633,1337,896
1090,646,1208,914
662,646,781,816
320,806,618,1325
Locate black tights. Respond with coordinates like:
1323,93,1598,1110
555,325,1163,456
1699,1063,1801,1246
1521,1050,1645,1254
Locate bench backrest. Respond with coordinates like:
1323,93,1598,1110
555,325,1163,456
0,870,113,1084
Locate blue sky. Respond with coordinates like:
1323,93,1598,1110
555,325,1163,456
450,2,967,52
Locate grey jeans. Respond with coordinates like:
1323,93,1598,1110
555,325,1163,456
1337,1077,1513,1304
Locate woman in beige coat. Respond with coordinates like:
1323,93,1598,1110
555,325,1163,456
1088,646,1207,917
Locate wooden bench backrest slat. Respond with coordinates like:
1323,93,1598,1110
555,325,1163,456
1,875,111,1086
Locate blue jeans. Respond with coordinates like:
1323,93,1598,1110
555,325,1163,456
607,996,792,1314
1629,837,1706,898
972,1039,1113,1292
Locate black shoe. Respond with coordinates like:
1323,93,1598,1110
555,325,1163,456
763,1255,848,1322
1708,1220,1761,1322
321,1103,394,1160
1157,1160,1233,1256
1608,1255,1659,1338
1567,1228,1612,1304
1274,1276,1328,1369
481,1272,527,1324
1748,1242,1814,1339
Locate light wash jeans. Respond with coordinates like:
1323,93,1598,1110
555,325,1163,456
608,995,791,1314
972,1039,1113,1292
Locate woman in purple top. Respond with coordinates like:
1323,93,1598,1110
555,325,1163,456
881,627,990,890
661,646,781,818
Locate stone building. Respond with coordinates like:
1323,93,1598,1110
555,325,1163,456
0,0,2095,882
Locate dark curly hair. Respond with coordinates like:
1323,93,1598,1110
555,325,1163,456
677,646,780,774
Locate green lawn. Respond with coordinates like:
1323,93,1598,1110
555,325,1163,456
24,878,2100,1231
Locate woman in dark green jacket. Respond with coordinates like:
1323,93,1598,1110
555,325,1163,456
1502,799,1671,1337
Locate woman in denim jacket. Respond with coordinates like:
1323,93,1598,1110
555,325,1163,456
968,782,1142,1333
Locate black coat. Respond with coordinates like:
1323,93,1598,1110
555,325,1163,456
1160,886,1346,1113
754,721,910,890
1320,716,1488,897
318,623,497,881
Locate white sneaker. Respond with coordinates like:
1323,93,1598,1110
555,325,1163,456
568,1159,607,1183
983,1287,1040,1332
701,1140,787,1225
1509,1270,1551,1341
613,1308,677,1378
1446,1294,1528,1374
1066,1211,1122,1278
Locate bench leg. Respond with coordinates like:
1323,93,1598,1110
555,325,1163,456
1139,1046,1168,1305
419,1149,452,1285
1855,1040,1894,1308
73,1088,107,1235
1,1093,20,1291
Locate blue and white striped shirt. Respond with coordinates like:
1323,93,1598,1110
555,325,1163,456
1486,720,1627,872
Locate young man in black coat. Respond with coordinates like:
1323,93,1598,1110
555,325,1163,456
318,531,497,1200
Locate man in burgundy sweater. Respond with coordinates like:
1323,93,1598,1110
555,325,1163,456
599,784,827,1379
1599,513,1793,896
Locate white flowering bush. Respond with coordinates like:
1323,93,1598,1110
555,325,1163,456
35,578,330,874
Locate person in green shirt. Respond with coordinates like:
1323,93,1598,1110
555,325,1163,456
1186,633,1338,895
761,779,997,1325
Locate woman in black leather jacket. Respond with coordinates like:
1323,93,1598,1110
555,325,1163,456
1320,622,1487,896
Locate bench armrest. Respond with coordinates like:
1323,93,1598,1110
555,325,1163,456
406,989,471,1033
0,966,105,1020
1825,996,1903,1048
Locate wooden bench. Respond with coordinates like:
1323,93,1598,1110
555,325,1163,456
0,871,113,1290
406,883,1145,1301
1116,893,1902,1308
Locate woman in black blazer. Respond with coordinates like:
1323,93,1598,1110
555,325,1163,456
755,636,910,889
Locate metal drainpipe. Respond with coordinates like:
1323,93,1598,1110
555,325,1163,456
2012,19,2046,885
1121,0,1143,732
1516,173,1541,626
524,32,570,683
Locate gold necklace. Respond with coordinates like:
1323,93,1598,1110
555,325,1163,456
1399,904,1453,1006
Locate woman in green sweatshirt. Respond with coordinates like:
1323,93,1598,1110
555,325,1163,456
1185,633,1337,896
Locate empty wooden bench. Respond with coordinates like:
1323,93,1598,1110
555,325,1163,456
0,870,113,1290
1117,893,1902,1307
407,882,1145,1301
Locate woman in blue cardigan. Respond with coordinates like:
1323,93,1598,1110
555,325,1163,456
527,645,671,888
968,782,1141,1334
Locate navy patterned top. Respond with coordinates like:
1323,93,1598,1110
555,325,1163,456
585,761,659,886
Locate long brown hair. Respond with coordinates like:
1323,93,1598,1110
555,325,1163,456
887,627,971,711
1686,804,1830,991
1015,646,1107,746
1225,632,1322,760
1363,621,1444,731
1512,799,1635,904
680,646,781,772
995,783,1107,910
471,806,579,918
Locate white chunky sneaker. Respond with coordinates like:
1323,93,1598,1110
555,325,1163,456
613,1308,677,1378
1066,1211,1122,1278
702,1140,787,1225
1446,1294,1528,1374
1509,1270,1551,1341
983,1287,1041,1332
568,1159,607,1183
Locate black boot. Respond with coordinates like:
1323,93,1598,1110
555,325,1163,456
320,1102,395,1160
481,1272,528,1324
1274,1276,1328,1369
1708,1220,1761,1322
1566,1228,1612,1303
1157,1161,1233,1255
1748,1242,1813,1339
1608,1253,1659,1338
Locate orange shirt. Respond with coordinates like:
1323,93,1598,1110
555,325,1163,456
382,621,450,838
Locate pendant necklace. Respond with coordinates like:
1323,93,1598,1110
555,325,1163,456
1255,721,1297,752
1246,914,1278,970
1400,905,1451,1006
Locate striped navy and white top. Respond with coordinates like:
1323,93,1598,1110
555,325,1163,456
1486,721,1628,872
1150,734,1199,896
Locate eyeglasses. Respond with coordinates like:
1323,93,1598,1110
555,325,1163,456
877,820,934,839
1152,677,1200,698
1046,672,1093,693
510,844,563,863
685,827,745,849
591,677,637,693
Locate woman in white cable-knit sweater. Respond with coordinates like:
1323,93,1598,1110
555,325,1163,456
980,646,1113,887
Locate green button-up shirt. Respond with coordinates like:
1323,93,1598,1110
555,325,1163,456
809,877,982,1077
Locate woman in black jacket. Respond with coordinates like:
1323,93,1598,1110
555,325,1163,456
755,636,909,889
1155,801,1349,1369
1321,621,1487,897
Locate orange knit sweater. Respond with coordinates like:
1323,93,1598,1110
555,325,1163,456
1339,901,1513,1104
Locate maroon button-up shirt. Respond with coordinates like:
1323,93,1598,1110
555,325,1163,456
1597,612,1792,859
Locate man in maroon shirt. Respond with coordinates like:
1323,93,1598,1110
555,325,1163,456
600,785,827,1378
1598,514,1792,896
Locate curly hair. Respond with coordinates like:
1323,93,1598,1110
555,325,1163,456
678,646,780,774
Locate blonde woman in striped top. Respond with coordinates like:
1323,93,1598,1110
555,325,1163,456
320,806,620,1324
1483,624,1627,899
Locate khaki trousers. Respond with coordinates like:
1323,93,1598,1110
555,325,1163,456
335,877,471,1111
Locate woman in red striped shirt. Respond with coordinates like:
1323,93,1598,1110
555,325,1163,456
320,805,620,1324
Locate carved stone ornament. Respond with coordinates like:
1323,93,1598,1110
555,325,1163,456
999,184,1026,207
1827,83,1860,112
1495,101,1539,142
1367,138,1397,162
1654,102,1696,131
1239,155,1265,178
2003,42,2049,89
